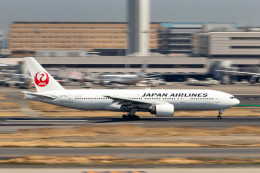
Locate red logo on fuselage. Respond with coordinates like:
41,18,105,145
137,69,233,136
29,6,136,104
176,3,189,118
34,71,49,87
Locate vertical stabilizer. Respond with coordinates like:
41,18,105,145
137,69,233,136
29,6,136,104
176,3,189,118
137,60,148,77
25,57,65,92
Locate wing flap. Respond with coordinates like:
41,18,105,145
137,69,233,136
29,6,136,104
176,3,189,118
104,95,152,105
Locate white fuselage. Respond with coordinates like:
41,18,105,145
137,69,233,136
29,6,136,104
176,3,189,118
25,89,239,112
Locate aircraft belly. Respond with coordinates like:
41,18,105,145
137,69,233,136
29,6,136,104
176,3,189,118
83,101,112,110
83,101,97,110
175,102,225,110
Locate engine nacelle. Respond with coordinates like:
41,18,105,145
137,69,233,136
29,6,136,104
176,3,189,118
250,75,260,84
102,80,111,85
149,104,174,117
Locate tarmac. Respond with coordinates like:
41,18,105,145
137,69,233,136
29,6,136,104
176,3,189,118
1,147,260,158
1,116,260,133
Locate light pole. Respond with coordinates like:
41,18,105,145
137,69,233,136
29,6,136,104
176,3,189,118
125,29,131,74
35,28,41,63
1,29,4,49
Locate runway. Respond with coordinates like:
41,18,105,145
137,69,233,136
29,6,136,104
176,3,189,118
1,147,260,158
1,117,260,131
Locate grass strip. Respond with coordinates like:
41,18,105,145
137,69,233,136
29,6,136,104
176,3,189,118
2,125,260,140
0,95,10,100
1,140,260,148
237,104,260,107
0,102,20,110
0,112,27,117
0,141,205,148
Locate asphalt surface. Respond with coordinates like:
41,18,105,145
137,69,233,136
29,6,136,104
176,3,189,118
1,147,260,158
1,117,260,131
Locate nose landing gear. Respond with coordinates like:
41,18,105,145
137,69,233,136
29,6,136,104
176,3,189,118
217,113,222,119
218,109,225,119
122,108,140,120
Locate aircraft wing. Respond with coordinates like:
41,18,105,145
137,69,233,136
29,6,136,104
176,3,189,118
103,95,153,106
216,70,260,76
22,91,57,99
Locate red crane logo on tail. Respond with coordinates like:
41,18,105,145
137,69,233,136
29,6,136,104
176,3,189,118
34,71,50,87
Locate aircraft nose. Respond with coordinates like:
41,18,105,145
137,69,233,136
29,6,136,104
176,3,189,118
235,99,240,106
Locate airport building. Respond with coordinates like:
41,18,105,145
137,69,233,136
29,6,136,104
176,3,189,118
158,23,237,54
193,31,260,58
158,23,203,54
8,22,239,57
8,22,161,57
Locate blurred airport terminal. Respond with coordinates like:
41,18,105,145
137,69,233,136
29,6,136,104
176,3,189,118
2,21,260,86
1,0,260,106
0,0,260,86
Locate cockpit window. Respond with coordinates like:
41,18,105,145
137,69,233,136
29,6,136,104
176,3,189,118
230,96,236,99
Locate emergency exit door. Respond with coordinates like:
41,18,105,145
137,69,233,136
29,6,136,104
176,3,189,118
68,95,73,103
215,95,220,103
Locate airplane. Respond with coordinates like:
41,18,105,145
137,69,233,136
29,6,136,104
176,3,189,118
23,57,240,120
0,62,32,88
101,61,148,85
0,64,8,67
216,69,260,84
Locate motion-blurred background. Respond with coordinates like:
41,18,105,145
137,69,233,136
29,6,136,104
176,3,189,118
1,0,260,170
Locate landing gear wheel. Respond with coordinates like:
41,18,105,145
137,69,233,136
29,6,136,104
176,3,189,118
128,115,133,120
122,114,140,121
122,114,127,120
217,110,225,120
217,112,222,119
134,115,140,120
130,115,140,120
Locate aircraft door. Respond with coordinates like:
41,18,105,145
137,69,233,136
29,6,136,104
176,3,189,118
180,97,186,109
215,95,220,103
68,95,73,103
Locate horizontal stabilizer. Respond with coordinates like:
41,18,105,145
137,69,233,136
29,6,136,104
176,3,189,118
22,91,56,99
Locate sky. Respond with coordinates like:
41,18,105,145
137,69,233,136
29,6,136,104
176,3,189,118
1,0,260,34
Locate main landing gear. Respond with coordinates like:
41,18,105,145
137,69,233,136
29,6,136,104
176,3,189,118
217,109,225,119
122,108,140,120
122,114,140,120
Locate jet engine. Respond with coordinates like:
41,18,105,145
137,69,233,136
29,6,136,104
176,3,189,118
149,104,174,117
250,75,260,84
102,80,111,85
